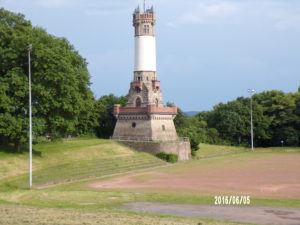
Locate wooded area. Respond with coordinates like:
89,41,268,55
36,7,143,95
174,89,300,149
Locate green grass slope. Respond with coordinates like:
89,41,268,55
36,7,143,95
0,138,166,188
0,204,245,225
195,143,300,159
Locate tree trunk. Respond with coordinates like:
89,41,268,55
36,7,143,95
14,140,21,153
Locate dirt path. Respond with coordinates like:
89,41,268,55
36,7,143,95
121,202,300,225
88,154,300,199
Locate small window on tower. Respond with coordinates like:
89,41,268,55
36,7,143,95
144,24,150,34
162,125,166,131
155,98,159,107
135,87,141,93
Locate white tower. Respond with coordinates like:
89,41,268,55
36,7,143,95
113,5,178,141
134,6,156,74
112,5,191,161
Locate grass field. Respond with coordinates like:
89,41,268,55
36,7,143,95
195,143,249,158
1,138,299,224
0,204,246,225
0,138,135,179
196,143,300,158
0,138,167,189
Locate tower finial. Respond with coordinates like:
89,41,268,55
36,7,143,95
143,0,146,12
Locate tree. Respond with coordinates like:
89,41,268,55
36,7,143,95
165,102,189,131
206,100,249,145
254,90,298,146
273,127,299,146
0,8,95,151
203,91,298,147
95,94,127,138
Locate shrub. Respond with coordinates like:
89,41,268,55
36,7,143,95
156,152,178,163
167,153,178,163
191,150,197,157
156,152,168,161
190,136,200,151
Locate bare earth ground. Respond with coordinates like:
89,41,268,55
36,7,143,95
88,153,300,225
121,202,300,225
88,153,300,199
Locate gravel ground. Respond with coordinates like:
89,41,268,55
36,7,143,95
121,202,300,225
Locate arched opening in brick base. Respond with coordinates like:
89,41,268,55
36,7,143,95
136,97,141,107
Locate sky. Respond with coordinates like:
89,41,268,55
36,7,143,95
1,0,300,111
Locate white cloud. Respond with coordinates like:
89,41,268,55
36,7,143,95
273,14,300,31
85,9,112,16
162,0,300,32
180,13,203,24
35,0,76,8
179,2,240,24
201,2,238,16
165,22,176,28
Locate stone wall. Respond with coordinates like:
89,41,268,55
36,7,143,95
113,114,178,141
118,140,191,161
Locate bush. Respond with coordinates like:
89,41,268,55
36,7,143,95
156,152,168,161
156,152,178,163
191,150,197,157
167,153,178,163
190,136,200,151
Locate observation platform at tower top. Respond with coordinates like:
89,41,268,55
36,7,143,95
134,5,154,14
113,105,177,115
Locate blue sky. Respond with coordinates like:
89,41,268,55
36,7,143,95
1,0,300,111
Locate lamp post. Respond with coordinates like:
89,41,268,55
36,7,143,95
28,44,32,188
247,89,255,151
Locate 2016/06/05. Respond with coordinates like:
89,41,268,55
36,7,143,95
214,196,251,205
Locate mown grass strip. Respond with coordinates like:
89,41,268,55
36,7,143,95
33,156,162,178
33,160,164,183
32,154,166,186
34,161,164,183
34,162,165,186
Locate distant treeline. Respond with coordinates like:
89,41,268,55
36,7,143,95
174,88,300,148
0,8,299,152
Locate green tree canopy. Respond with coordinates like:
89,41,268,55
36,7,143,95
174,89,299,147
95,94,127,139
0,8,96,151
203,90,299,147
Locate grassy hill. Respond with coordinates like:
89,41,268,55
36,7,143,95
0,137,167,188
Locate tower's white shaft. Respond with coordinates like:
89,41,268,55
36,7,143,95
134,36,156,71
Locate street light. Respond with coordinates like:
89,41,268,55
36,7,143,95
28,44,32,188
247,89,255,151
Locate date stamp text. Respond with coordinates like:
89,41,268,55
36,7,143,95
214,196,250,205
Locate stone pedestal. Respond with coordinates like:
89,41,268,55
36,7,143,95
117,139,191,161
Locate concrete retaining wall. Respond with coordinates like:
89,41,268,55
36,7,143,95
118,140,191,161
